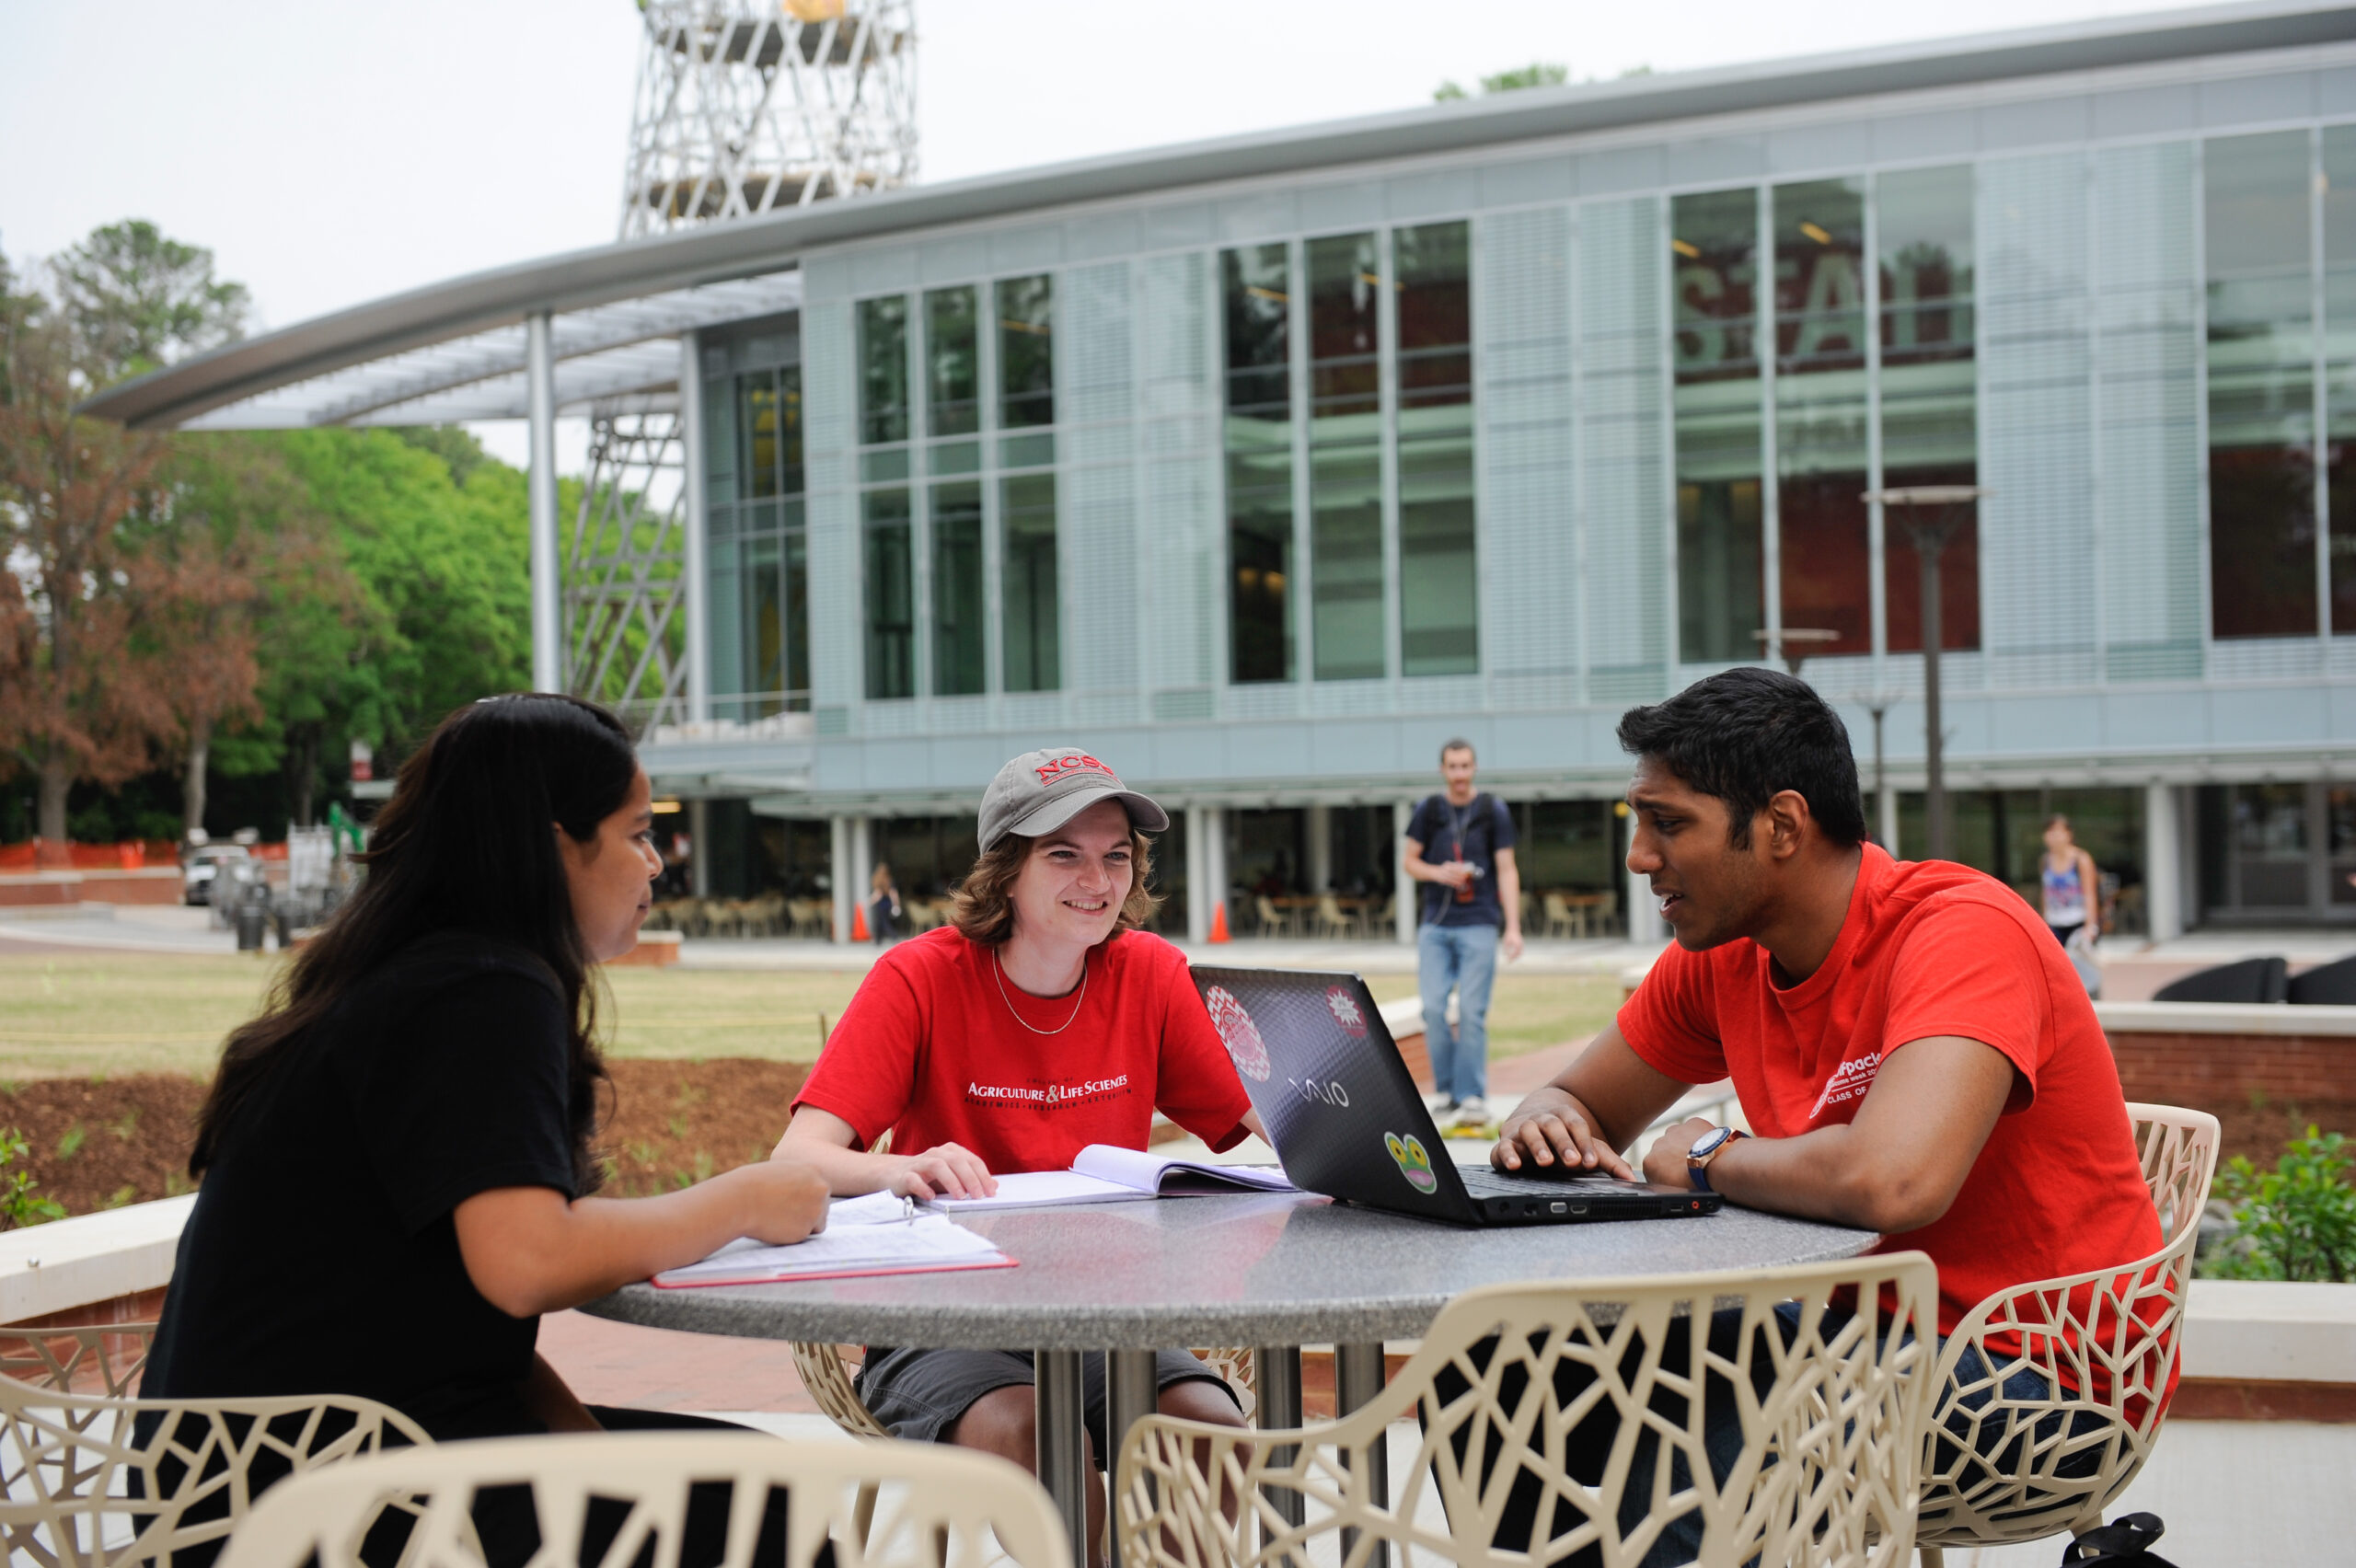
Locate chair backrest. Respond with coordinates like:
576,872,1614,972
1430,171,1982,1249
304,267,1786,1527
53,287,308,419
1543,891,1572,918
2150,954,2287,1003
1918,1103,2221,1549
0,1322,156,1400
0,1373,431,1568
218,1433,1070,1568
1119,1251,1941,1568
2286,951,2356,1005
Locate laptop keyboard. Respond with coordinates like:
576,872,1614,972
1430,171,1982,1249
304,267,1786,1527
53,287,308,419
1458,1165,1631,1198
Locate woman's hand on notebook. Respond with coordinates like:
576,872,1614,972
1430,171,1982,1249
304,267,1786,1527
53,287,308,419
884,1141,999,1202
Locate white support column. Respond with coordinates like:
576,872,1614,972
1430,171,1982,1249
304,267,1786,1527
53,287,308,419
829,815,854,944
1201,807,1229,940
1185,806,1213,946
849,817,875,940
688,799,711,899
1306,803,1333,894
1393,801,1417,944
526,310,561,694
679,330,710,725
2145,782,2183,941
1879,784,1900,857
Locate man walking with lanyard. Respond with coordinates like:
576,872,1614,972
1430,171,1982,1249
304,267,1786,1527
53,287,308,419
1403,740,1523,1129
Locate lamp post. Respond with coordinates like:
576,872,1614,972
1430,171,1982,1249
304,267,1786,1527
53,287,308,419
1861,484,1986,863
1751,627,1840,677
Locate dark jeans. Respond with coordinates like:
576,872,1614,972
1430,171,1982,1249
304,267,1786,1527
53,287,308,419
1433,1304,2103,1568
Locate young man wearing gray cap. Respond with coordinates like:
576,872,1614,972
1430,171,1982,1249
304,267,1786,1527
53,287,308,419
777,747,1261,1558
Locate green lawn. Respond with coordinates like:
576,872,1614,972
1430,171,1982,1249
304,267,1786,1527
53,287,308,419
0,952,1615,1079
1365,974,1620,1060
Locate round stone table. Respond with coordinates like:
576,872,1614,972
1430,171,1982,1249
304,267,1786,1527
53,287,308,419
583,1193,1877,1564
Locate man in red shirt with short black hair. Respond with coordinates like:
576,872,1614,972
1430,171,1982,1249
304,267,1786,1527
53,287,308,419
1495,667,2157,1328
1486,667,2161,1563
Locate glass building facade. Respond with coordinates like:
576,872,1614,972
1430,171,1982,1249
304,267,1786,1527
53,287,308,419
667,29,2356,928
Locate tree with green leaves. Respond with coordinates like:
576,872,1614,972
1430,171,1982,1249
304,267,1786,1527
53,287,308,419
1434,63,1569,101
50,221,249,384
0,255,179,847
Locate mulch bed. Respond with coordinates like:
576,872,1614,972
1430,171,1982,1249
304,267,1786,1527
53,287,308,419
0,1058,812,1222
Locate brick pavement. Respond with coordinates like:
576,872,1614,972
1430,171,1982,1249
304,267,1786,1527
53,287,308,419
538,1309,819,1413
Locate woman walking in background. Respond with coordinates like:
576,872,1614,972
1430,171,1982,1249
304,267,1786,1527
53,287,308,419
2040,813,2101,950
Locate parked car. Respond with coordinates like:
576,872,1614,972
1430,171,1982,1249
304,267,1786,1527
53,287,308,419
183,844,253,906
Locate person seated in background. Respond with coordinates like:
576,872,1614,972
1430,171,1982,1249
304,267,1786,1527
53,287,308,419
144,694,830,1447
1487,667,2163,1563
776,746,1261,1566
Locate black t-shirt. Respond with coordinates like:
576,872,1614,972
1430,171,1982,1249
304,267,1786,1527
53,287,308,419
143,933,583,1441
1405,793,1517,929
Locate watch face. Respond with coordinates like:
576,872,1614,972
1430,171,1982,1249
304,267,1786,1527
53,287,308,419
1691,1127,1731,1159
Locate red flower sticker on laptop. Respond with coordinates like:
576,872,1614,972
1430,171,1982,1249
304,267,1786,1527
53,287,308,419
1324,985,1368,1038
1204,986,1272,1081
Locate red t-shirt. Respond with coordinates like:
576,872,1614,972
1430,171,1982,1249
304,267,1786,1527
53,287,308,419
791,926,1253,1173
1619,844,2161,1337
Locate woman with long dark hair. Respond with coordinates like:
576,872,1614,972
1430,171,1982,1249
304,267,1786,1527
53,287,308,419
144,694,827,1440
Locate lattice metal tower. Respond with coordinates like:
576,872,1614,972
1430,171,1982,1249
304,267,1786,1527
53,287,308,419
570,0,918,732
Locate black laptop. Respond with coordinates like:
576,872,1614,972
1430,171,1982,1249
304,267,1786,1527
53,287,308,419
1193,966,1720,1228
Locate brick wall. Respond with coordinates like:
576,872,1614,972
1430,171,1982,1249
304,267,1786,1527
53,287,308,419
2107,1030,2356,1165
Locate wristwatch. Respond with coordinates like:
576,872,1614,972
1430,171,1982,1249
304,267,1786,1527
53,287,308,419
1686,1126,1748,1193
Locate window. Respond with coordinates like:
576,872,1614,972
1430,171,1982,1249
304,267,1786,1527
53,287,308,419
926,285,980,438
1224,244,1295,684
1877,165,1979,653
707,360,810,719
1308,232,1386,680
997,275,1054,429
2327,126,2356,634
1673,188,1765,663
2207,132,2317,640
1774,178,1872,657
1395,221,1477,675
858,296,910,446
931,480,985,696
1002,472,1059,691
864,488,914,700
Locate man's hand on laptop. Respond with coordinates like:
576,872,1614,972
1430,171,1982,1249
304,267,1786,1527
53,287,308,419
1491,1088,1636,1181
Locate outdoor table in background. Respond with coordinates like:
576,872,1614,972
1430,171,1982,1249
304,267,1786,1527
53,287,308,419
583,1193,1878,1568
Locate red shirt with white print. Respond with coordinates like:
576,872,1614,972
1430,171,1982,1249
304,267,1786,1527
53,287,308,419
791,926,1253,1173
1617,843,2160,1338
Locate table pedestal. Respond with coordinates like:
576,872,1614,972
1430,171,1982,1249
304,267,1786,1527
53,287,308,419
1035,1349,1090,1560
1336,1342,1391,1568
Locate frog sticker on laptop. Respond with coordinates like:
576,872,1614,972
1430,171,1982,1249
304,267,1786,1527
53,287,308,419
1383,1132,1438,1193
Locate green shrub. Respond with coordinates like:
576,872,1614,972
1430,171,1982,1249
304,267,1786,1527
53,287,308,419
0,1129,64,1229
2201,1126,2356,1283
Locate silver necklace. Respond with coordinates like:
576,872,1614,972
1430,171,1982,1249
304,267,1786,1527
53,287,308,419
993,949,1089,1035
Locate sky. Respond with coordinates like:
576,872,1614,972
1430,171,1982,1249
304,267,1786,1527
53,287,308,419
1,0,2177,465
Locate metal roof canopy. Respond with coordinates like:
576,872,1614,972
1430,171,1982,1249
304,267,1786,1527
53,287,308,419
82,0,2356,432
173,272,803,429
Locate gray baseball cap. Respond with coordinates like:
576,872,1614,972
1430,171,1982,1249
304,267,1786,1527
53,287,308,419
978,747,1170,850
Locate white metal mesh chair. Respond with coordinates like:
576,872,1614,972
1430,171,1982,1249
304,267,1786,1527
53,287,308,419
0,1321,158,1400
0,1369,432,1568
1912,1104,2220,1566
1118,1253,1942,1568
216,1432,1071,1568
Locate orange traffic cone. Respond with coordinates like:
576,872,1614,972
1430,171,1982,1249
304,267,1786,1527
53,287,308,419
1207,903,1230,943
851,902,871,941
